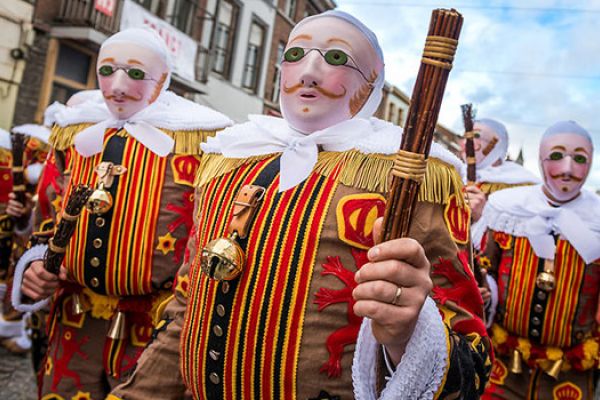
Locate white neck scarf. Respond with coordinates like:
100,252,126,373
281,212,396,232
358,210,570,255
72,91,232,158
473,184,600,264
475,160,540,185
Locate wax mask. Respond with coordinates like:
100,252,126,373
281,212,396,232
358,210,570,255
280,16,383,133
471,121,500,165
97,43,168,120
540,132,592,203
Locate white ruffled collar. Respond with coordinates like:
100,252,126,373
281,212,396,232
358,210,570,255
64,91,232,158
202,115,463,191
476,161,540,185
473,184,600,264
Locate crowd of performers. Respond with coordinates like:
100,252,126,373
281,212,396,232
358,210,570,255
0,9,597,400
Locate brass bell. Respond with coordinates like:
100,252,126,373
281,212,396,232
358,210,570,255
107,311,128,339
510,349,523,374
71,292,91,315
546,359,563,379
536,272,556,292
201,234,245,281
86,183,113,215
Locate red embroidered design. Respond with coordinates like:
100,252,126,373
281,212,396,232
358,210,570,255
51,327,89,391
431,252,487,337
577,266,599,325
336,194,386,250
314,249,367,378
166,190,194,263
171,155,201,187
443,194,470,245
493,232,512,250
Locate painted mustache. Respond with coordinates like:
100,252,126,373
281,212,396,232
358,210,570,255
550,173,583,182
104,93,142,102
283,82,347,99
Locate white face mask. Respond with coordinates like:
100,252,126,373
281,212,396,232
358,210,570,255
539,132,593,203
280,16,383,133
97,42,168,120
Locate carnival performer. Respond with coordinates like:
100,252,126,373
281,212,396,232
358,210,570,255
462,118,539,223
1,121,52,355
110,11,491,400
474,121,599,399
11,27,232,398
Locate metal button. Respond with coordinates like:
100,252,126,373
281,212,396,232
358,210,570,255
216,304,225,317
90,277,100,288
209,350,220,361
93,238,103,248
163,281,173,289
536,291,546,301
534,304,543,313
531,329,539,337
95,217,106,227
209,372,220,385
532,317,540,325
213,325,223,337
90,257,100,267
221,282,230,294
575,331,584,340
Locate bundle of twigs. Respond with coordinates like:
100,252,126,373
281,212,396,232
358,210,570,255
382,9,463,241
10,132,28,227
45,184,93,275
462,103,477,185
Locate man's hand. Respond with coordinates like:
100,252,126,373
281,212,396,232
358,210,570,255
22,260,67,301
464,185,486,222
6,192,33,219
353,217,432,365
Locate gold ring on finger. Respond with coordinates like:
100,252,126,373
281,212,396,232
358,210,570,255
391,286,403,306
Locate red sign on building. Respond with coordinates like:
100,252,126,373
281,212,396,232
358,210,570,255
95,0,116,17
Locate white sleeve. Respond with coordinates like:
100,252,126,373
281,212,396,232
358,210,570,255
352,297,448,400
11,244,51,312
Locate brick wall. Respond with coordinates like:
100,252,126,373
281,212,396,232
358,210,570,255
13,29,50,125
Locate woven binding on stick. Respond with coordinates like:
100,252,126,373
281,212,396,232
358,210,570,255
391,150,428,183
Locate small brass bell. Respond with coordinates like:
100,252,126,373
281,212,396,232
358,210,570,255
536,272,556,292
510,349,523,374
536,259,556,292
86,183,113,215
546,359,563,379
201,233,245,281
107,311,128,339
71,292,91,315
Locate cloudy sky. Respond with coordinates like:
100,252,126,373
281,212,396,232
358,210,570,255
336,0,600,191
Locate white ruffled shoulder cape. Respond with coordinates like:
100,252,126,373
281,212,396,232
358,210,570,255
473,184,600,264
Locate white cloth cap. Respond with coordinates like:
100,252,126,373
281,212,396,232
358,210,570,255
475,118,509,169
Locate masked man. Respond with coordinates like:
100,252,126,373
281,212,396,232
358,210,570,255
473,121,599,399
110,11,490,400
462,118,540,223
11,28,232,398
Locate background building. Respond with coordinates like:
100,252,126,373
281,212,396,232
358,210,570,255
0,0,35,130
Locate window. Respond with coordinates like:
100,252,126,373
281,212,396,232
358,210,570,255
271,42,286,102
387,103,395,123
397,108,404,126
50,43,96,104
304,1,318,18
35,40,97,122
285,0,297,19
133,0,155,11
169,0,198,35
242,21,266,92
212,0,239,79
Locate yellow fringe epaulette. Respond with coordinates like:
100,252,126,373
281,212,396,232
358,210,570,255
315,151,465,207
194,153,275,187
49,123,219,155
195,150,465,207
480,181,534,195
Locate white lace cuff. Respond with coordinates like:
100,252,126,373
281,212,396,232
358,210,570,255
11,244,51,312
352,297,448,400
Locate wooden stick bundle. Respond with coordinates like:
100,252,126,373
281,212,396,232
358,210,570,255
45,184,93,275
382,9,463,241
461,103,477,185
10,132,28,227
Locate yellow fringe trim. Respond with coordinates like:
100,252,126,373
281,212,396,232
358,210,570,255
195,151,464,206
480,181,533,195
49,123,218,155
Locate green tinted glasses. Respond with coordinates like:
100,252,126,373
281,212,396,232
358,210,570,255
98,65,154,81
283,47,371,82
547,151,588,164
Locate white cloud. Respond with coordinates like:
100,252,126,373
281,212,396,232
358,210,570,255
336,0,600,192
